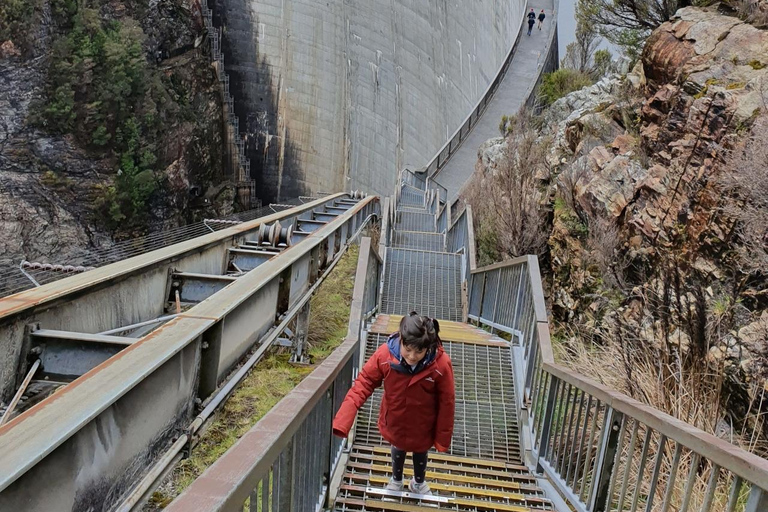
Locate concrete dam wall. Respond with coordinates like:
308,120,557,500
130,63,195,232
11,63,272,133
213,0,527,202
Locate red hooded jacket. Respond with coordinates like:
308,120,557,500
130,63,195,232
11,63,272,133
332,334,456,453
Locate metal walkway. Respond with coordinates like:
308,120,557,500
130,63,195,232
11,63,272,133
164,173,768,512
427,0,557,205
333,175,554,511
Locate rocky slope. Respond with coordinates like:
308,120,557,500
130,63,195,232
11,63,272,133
469,7,768,438
0,0,231,269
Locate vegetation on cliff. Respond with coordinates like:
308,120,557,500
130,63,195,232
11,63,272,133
465,7,768,457
0,0,230,261
35,1,207,231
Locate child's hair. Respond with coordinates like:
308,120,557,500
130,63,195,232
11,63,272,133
399,312,441,352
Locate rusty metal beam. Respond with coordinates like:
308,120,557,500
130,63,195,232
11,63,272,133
0,195,378,510
164,238,379,512
0,194,344,319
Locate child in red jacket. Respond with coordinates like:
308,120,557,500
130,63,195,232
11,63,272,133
332,312,456,495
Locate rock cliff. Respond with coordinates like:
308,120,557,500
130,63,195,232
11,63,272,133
0,0,231,270
469,7,768,438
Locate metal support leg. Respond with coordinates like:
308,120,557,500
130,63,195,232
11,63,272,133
536,376,559,473
290,302,311,364
588,408,624,512
746,486,768,512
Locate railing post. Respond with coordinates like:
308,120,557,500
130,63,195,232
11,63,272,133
588,408,625,512
276,440,294,512
524,332,539,396
746,486,768,512
536,375,559,473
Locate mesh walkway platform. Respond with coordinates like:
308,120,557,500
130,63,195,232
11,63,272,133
333,177,553,511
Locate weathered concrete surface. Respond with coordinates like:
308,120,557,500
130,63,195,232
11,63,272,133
434,0,559,203
214,0,527,201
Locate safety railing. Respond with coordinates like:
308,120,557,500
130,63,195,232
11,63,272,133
399,168,427,191
468,257,768,512
422,4,526,179
165,237,383,512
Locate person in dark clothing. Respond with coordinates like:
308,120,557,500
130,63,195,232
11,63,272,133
527,8,536,36
538,9,546,30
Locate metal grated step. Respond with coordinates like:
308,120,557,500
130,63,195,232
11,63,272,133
391,231,446,252
354,334,521,463
394,211,438,233
381,249,462,322
336,330,552,511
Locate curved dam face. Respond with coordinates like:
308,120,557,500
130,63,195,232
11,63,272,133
214,0,526,201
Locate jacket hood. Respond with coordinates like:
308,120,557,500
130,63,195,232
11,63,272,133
387,333,440,374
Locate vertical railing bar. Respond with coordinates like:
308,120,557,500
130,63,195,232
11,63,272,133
566,389,586,485
491,269,502,332
536,376,560,472
561,385,580,478
605,414,629,511
573,394,593,491
558,386,576,478
261,472,269,512
555,383,573,474
586,404,614,508
551,380,568,466
701,464,721,512
616,420,640,512
644,434,668,512
678,452,701,512
745,485,768,512
533,352,546,442
660,442,683,512
726,476,744,512
273,450,283,512
579,398,602,502
536,373,552,449
249,489,258,512
629,429,654,512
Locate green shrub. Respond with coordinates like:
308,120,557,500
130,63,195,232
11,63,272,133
38,5,174,232
539,69,594,106
0,0,36,43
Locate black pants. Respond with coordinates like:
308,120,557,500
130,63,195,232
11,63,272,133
391,447,428,483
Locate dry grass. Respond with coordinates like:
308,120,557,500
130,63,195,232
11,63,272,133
550,312,767,511
463,110,551,260
719,115,768,276
146,244,360,509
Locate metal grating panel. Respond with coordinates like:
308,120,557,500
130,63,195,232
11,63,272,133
390,231,445,252
394,211,437,233
353,335,520,463
381,249,462,321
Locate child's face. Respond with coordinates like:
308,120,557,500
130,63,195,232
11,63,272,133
400,341,427,366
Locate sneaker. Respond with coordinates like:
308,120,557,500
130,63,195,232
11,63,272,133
409,479,432,495
385,477,404,491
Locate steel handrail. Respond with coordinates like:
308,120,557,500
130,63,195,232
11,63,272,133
0,195,377,494
165,237,383,511
0,194,344,320
468,256,768,509
423,3,527,178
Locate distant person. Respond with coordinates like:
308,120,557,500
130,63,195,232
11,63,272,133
538,9,546,30
332,312,455,496
527,8,536,36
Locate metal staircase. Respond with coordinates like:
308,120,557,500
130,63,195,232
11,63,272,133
333,173,554,511
165,172,768,512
